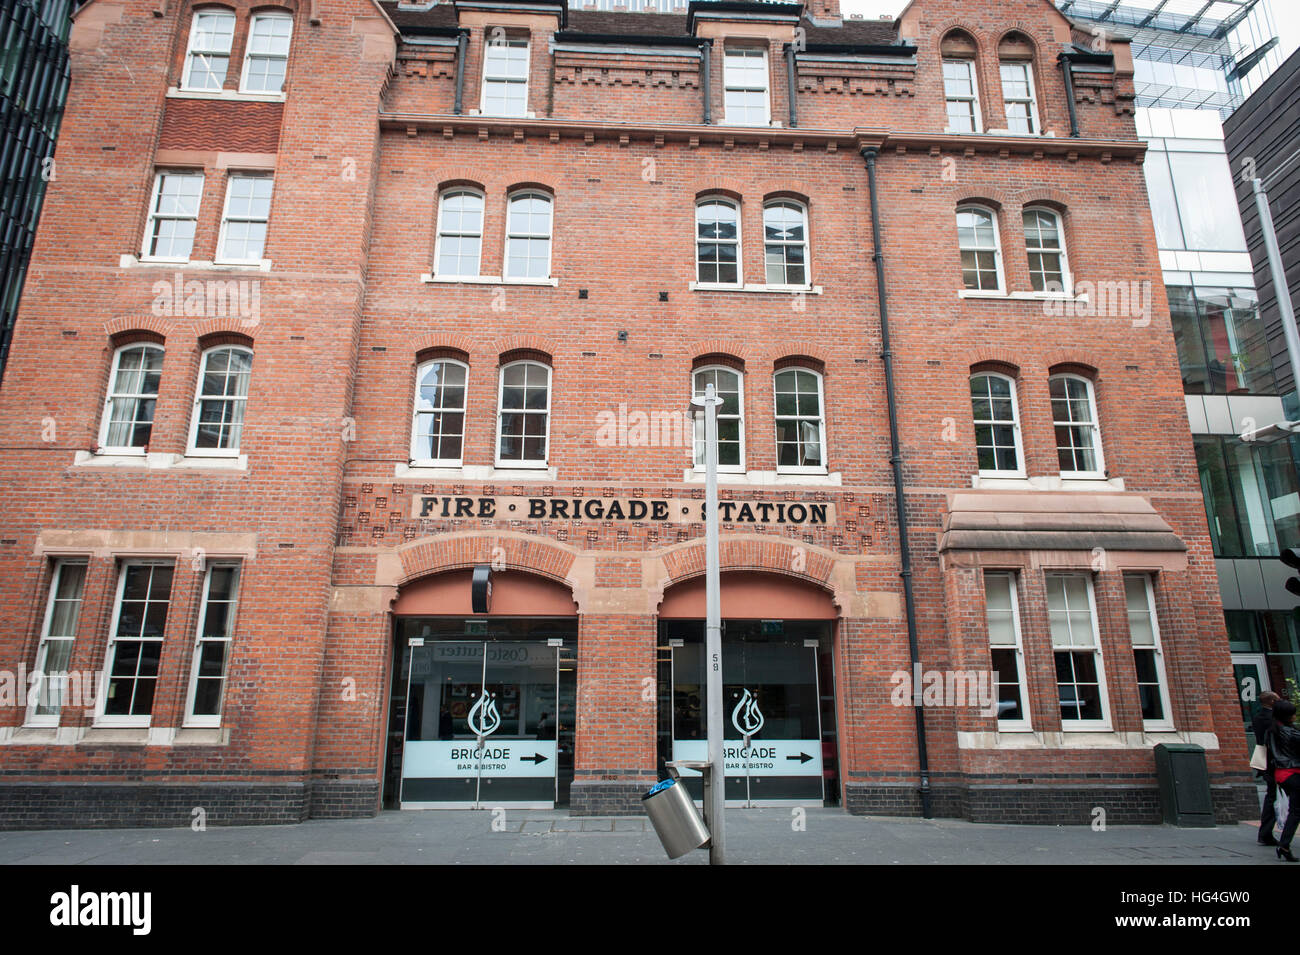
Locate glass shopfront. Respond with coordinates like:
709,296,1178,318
384,617,577,809
656,618,839,807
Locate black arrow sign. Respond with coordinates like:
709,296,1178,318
786,752,813,764
520,753,549,764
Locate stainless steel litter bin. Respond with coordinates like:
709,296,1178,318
643,777,710,859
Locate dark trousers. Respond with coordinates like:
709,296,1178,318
1261,772,1279,840
1280,775,1300,850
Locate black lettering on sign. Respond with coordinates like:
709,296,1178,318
529,498,546,518
651,501,669,521
479,498,496,518
551,500,569,519
455,497,473,517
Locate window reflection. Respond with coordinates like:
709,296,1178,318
1170,286,1275,395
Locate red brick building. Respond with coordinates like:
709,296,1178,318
0,0,1257,826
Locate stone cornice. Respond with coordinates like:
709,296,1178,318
376,112,1147,161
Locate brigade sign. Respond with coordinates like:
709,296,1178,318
414,494,835,525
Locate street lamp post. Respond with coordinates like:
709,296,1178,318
690,382,726,865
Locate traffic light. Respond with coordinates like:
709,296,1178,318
1282,548,1300,597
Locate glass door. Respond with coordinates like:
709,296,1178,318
669,622,825,807
1232,652,1271,758
399,639,559,808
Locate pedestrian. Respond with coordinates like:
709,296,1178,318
1255,690,1281,845
1267,698,1300,862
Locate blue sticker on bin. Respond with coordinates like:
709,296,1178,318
644,778,676,798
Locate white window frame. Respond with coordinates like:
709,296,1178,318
410,358,469,467
215,173,274,265
480,34,530,117
773,367,826,474
141,171,204,263
943,57,982,133
1046,572,1111,731
95,561,175,729
184,562,241,728
999,59,1039,135
692,365,745,473
433,188,485,278
762,199,811,289
181,7,236,92
503,191,553,280
969,371,1025,478
984,570,1032,732
187,344,253,457
1049,373,1106,479
1125,572,1174,732
1023,205,1071,294
495,360,551,468
695,196,743,287
956,205,1005,292
98,343,165,455
238,11,294,95
722,46,771,127
25,559,89,727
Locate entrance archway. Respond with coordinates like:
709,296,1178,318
385,569,578,809
656,571,841,807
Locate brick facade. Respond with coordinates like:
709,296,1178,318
0,0,1255,828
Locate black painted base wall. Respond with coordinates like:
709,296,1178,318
844,780,1260,826
568,780,647,816
0,782,310,831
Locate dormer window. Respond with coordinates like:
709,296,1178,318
940,30,981,133
482,36,530,117
723,47,770,127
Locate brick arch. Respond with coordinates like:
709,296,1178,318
1010,186,1073,211
996,24,1042,51
192,315,258,342
393,531,578,590
954,191,1009,210
412,331,474,357
695,181,745,201
693,351,744,372
933,21,992,55
1048,359,1101,380
756,182,811,203
506,181,555,197
104,315,170,342
650,535,846,615
687,340,751,366
495,334,555,358
970,357,1021,378
431,168,487,190
770,341,827,365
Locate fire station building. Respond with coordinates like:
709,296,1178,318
0,0,1257,827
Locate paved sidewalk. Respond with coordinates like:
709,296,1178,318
0,809,1284,864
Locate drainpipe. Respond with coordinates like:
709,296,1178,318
1058,51,1080,137
453,31,468,115
785,43,797,128
860,145,932,819
701,40,712,125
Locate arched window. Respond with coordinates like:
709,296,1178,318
1049,373,1105,477
763,200,809,288
99,343,164,452
956,205,1003,291
496,360,550,466
504,191,552,279
411,359,468,466
692,365,743,471
240,11,294,94
969,372,1023,476
188,345,252,455
182,7,236,91
941,30,981,133
696,198,741,286
774,367,825,471
1023,206,1069,293
434,189,484,278
998,33,1038,134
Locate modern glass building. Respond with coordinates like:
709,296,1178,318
0,0,77,383
1059,0,1299,747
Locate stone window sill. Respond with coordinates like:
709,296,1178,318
689,282,822,295
958,289,1085,301
971,474,1125,492
682,469,842,486
167,86,285,103
396,462,558,481
121,254,272,272
957,730,1218,750
420,273,557,287
73,451,249,472
0,726,230,747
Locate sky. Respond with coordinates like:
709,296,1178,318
840,0,1300,65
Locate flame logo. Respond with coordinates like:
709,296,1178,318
466,691,501,738
731,688,764,737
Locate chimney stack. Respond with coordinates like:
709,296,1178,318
806,0,841,23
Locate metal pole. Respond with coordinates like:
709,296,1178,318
693,382,726,863
1252,177,1300,395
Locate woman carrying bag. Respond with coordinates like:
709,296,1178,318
1253,691,1280,845
1266,698,1300,862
